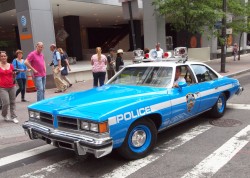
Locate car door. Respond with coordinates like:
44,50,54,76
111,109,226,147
190,64,220,113
168,65,201,125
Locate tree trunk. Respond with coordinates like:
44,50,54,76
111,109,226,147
238,32,243,61
220,0,227,73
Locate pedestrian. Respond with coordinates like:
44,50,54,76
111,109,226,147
144,48,150,58
0,51,18,123
233,43,239,61
116,49,124,72
49,44,67,93
106,48,116,80
57,48,72,87
91,47,107,87
173,66,186,88
12,50,30,102
24,42,46,101
155,42,164,59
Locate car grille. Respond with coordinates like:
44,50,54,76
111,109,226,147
40,112,53,125
57,116,78,130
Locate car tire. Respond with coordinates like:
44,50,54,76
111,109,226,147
210,93,227,118
117,118,157,160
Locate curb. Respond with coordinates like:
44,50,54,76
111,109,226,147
226,68,250,77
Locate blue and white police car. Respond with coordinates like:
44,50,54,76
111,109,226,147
23,60,243,160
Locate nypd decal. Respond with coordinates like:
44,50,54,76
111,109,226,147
186,93,196,112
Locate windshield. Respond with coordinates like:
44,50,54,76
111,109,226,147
108,67,173,87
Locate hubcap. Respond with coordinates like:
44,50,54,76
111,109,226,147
131,130,146,147
218,98,223,110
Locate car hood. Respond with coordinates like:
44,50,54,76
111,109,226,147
29,85,167,121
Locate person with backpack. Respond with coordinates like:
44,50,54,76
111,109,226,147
49,44,67,93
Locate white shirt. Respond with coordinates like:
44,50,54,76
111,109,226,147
155,48,164,59
174,77,186,86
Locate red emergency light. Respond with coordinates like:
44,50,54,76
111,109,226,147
164,52,169,58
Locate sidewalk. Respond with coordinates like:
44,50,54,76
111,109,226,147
0,53,250,149
204,53,250,77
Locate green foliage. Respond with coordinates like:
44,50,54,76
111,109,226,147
227,0,250,34
153,0,223,34
153,0,250,38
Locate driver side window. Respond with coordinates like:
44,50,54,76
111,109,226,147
177,65,196,85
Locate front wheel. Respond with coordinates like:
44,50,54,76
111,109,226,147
209,93,227,118
117,119,157,160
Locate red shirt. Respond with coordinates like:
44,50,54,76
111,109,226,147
0,64,15,88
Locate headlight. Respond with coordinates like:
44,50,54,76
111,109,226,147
29,110,40,119
90,123,98,132
29,111,35,118
80,121,89,130
80,121,108,133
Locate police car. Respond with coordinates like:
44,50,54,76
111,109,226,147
23,60,243,160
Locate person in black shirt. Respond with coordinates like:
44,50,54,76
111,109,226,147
116,49,124,72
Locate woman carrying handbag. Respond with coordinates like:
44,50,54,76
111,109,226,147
58,48,73,88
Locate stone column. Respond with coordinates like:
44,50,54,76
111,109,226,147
143,0,166,51
63,16,83,61
15,0,56,88
129,20,142,50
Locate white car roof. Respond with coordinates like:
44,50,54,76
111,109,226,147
127,61,205,68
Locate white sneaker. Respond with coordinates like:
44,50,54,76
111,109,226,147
12,118,19,124
3,116,11,122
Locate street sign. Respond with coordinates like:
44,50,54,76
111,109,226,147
226,14,232,23
226,28,232,34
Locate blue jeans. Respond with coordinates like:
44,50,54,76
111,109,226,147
34,76,46,101
16,78,26,99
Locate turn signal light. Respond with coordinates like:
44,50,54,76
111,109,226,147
99,122,108,133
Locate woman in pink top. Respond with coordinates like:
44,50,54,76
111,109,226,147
0,51,18,123
91,47,107,87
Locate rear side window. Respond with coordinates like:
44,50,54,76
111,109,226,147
191,64,218,83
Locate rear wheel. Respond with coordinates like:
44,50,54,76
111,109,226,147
117,119,157,160
210,93,227,118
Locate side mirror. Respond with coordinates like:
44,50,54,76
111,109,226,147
178,81,187,91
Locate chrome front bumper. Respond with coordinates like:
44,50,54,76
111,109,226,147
23,121,113,158
236,86,244,95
